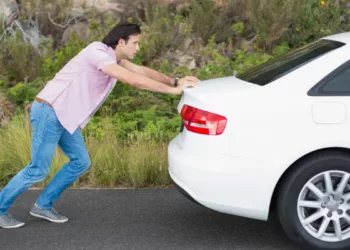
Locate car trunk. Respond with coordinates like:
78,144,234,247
176,76,259,151
178,76,259,113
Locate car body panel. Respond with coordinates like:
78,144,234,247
168,34,350,221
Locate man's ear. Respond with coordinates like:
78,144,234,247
118,38,125,47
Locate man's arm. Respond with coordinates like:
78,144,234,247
101,64,198,95
120,59,175,86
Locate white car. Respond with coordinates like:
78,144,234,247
168,33,350,250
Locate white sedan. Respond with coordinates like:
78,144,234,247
168,33,350,250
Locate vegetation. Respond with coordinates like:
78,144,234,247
0,0,349,187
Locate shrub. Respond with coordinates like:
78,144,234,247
1,0,350,187
186,0,245,43
137,0,192,64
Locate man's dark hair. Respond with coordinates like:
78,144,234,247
102,23,141,49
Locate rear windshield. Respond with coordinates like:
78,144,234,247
236,39,345,86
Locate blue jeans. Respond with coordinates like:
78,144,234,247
0,101,91,214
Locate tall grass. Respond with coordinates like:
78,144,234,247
0,115,171,188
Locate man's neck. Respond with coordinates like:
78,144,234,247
114,50,125,62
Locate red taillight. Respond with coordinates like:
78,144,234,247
180,105,227,135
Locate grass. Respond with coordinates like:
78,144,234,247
0,115,172,188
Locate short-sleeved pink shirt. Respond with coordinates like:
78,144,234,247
37,42,117,134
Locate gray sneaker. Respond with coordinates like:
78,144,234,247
30,204,68,223
0,213,25,228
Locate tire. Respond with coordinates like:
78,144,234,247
277,150,350,250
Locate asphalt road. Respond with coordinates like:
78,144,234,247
0,188,299,250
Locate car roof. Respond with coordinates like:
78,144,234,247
322,32,350,44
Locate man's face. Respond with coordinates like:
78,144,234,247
117,34,141,60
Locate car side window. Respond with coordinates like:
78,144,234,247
321,65,350,93
308,61,350,96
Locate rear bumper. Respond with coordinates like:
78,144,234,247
173,182,202,206
168,136,281,221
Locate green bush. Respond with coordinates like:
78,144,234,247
138,1,192,63
245,0,350,50
288,0,349,47
1,0,350,187
186,0,245,43
0,30,44,82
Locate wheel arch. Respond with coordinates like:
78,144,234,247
268,147,350,218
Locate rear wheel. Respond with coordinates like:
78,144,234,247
277,151,350,250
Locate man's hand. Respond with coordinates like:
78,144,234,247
174,76,200,94
178,76,200,86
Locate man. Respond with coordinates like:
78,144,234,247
0,23,199,228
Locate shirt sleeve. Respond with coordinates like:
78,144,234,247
86,42,116,71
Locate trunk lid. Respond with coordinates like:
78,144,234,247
177,76,259,113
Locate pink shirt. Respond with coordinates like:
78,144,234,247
37,42,118,134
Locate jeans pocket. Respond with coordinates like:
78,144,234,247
45,107,59,122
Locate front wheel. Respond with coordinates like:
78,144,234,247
277,151,350,250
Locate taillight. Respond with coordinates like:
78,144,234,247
180,105,227,135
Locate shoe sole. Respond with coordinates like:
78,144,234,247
29,211,68,223
0,222,25,229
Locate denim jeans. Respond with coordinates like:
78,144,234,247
0,101,91,214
